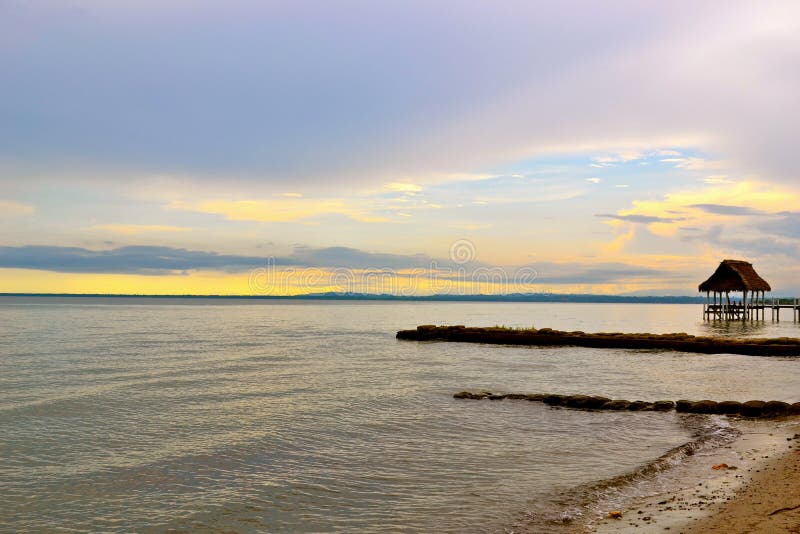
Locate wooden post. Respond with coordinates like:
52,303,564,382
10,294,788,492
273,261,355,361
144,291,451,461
744,289,748,321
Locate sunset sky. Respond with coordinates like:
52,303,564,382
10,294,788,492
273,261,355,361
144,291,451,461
2,1,799,295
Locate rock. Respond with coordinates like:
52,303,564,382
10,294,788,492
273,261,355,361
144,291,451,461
675,400,693,412
505,393,528,400
762,400,789,417
789,402,800,415
627,401,651,411
608,510,623,519
716,401,742,415
525,393,547,402
453,391,487,400
602,400,631,410
543,394,567,406
741,400,766,417
688,400,719,414
585,396,612,409
652,400,675,412
565,395,594,408
487,394,507,400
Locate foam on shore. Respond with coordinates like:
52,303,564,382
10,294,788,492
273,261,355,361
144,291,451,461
590,417,800,533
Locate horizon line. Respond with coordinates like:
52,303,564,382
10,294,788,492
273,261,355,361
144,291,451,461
0,292,712,301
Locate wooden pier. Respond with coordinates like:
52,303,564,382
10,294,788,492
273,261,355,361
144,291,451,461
703,298,800,321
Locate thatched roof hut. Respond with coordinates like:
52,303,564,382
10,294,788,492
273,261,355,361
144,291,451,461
698,259,771,293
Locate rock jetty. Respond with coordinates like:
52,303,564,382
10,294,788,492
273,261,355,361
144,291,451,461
453,391,800,418
397,325,800,356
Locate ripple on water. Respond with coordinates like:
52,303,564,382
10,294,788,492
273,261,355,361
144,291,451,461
0,299,798,532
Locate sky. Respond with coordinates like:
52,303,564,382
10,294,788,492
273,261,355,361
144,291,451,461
1,0,799,295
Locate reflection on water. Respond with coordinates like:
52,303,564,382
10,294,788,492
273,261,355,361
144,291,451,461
0,298,798,532
699,319,773,338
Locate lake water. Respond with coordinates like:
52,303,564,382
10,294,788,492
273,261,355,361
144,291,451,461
1,297,799,532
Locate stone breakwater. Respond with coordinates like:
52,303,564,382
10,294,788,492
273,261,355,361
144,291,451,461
453,391,800,418
397,325,800,356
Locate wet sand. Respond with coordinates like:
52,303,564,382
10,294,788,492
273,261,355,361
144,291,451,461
686,422,800,533
593,418,800,533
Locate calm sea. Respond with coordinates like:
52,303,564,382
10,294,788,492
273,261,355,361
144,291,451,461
1,297,798,532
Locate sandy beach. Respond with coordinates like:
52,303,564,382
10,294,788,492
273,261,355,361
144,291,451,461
686,421,800,533
593,417,800,533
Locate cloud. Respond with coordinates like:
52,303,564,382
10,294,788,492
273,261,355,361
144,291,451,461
593,151,643,164
601,181,799,239
688,204,765,216
0,200,34,216
596,213,684,224
585,177,601,184
759,212,800,240
0,245,276,274
2,1,799,187
385,183,423,193
0,244,469,274
0,243,682,289
92,224,192,234
167,198,388,223
289,246,436,270
681,225,800,258
529,263,678,285
703,175,733,184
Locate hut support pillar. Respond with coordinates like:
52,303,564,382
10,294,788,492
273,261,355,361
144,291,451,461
726,291,731,319
744,289,748,321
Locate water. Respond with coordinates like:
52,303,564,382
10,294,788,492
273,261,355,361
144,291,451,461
1,298,798,532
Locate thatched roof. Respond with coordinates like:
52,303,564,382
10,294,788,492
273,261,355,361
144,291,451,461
698,259,771,293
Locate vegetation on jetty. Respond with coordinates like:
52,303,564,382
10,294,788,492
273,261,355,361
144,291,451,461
396,325,800,356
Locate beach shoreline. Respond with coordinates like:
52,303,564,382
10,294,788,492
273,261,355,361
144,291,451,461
591,417,800,533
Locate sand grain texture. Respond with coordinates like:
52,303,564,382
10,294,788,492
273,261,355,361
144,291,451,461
686,437,800,533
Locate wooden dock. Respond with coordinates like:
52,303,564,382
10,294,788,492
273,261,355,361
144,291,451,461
703,298,800,321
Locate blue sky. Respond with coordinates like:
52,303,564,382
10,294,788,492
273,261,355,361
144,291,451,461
1,0,799,295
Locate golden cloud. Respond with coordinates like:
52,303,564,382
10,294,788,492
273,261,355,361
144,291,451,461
167,198,389,223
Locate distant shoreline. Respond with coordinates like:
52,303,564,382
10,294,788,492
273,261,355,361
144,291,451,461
0,292,707,303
